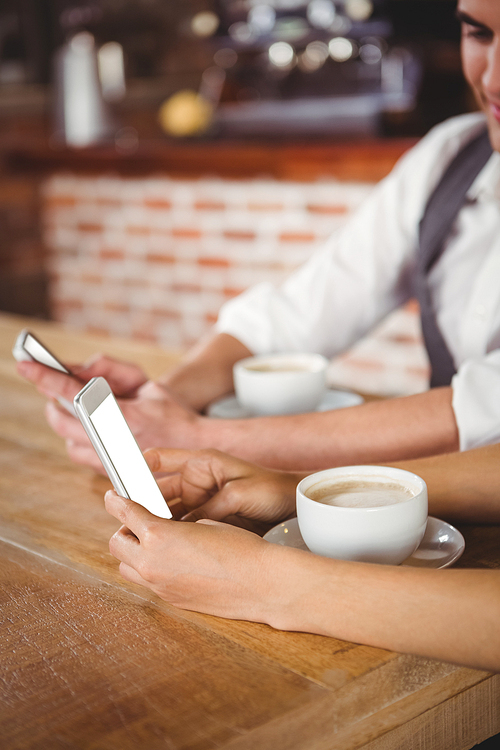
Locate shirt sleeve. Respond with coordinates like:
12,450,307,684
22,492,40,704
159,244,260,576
215,118,471,358
452,351,500,450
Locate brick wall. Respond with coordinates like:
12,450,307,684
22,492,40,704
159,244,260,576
42,172,429,396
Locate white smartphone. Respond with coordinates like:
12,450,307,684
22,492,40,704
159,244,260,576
74,376,172,519
13,328,70,373
13,328,76,415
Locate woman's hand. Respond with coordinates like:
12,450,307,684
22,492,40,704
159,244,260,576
104,492,500,673
144,447,300,526
105,490,281,622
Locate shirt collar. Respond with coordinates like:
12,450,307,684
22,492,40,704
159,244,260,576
467,150,500,202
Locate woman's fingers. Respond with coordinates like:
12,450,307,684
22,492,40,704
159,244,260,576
118,561,148,587
104,493,279,623
144,448,297,523
109,523,141,566
144,448,191,474
145,448,260,514
181,486,248,522
109,526,159,588
145,447,253,490
145,449,223,506
105,491,163,542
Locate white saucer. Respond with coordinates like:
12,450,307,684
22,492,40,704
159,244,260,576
207,389,364,419
263,516,465,569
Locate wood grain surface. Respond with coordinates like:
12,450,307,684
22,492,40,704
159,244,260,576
0,312,498,750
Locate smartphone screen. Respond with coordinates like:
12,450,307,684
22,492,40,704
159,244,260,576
13,330,77,415
21,332,70,374
78,382,172,519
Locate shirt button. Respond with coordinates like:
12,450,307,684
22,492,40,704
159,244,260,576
475,304,487,319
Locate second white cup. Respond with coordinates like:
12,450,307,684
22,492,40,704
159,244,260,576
233,352,328,416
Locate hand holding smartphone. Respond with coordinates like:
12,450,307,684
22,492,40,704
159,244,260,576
74,377,172,519
13,329,77,415
14,330,171,519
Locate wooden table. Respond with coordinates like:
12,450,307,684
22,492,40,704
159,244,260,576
1,312,499,750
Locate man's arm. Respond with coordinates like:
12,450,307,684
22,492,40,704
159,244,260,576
156,130,432,414
193,384,459,470
157,332,252,412
18,355,458,470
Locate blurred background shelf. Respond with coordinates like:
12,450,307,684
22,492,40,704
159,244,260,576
0,1,468,143
5,137,415,181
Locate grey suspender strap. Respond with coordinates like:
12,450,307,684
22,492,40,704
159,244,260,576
416,128,493,388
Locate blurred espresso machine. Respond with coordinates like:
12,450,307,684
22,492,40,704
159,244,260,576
202,0,422,137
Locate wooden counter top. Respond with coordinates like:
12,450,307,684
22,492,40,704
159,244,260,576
1,312,498,750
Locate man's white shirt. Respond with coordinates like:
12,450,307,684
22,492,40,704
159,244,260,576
216,112,500,451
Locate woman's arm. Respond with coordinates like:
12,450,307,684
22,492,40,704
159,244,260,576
267,543,500,672
105,444,500,672
387,443,500,523
105,491,500,673
144,442,500,528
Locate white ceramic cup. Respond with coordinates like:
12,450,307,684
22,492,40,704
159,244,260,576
233,352,328,416
296,466,428,565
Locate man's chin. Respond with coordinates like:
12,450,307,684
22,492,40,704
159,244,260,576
485,112,500,153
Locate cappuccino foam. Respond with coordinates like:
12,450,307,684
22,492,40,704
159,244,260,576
244,363,311,372
306,478,415,508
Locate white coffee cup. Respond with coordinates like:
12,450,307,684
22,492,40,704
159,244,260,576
233,352,328,416
296,465,428,565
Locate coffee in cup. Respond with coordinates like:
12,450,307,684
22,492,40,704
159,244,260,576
307,478,415,508
233,352,328,416
296,466,428,565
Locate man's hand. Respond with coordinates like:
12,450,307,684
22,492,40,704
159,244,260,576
17,354,148,399
17,353,147,404
58,383,202,472
17,359,85,400
17,360,203,473
144,447,300,526
71,354,148,397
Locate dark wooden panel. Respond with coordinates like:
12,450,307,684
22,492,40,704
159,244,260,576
7,138,417,182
